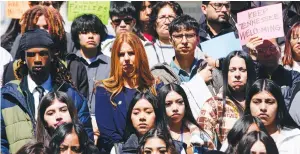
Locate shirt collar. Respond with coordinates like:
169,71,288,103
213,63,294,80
170,57,198,73
76,50,109,65
170,57,198,78
27,74,52,93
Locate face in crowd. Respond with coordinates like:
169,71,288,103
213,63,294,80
250,90,277,127
139,1,152,22
155,5,177,40
228,56,248,92
44,99,72,130
119,42,136,77
111,15,136,35
202,1,231,24
165,91,185,125
142,137,170,154
58,129,81,154
256,39,281,69
171,28,199,56
290,26,300,59
78,31,101,50
25,47,52,84
131,98,156,136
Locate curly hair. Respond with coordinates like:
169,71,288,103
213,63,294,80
20,5,67,59
15,54,74,89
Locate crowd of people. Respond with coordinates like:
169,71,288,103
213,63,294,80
1,1,300,154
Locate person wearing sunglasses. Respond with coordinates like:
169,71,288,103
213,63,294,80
101,2,137,58
101,2,158,68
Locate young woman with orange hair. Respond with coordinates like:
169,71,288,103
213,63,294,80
94,32,158,152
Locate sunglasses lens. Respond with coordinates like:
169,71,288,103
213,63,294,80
112,19,122,25
124,18,133,24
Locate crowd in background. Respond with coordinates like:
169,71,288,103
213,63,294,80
1,1,300,154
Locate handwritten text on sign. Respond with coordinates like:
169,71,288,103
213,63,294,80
6,1,30,19
68,1,110,25
237,3,284,45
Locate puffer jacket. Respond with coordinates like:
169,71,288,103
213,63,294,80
1,78,93,154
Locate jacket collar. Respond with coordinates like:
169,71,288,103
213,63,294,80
72,50,109,66
122,134,139,152
199,19,234,41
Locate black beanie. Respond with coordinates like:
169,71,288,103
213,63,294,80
19,29,54,59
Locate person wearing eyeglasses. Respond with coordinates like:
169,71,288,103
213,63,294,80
247,36,300,88
101,2,158,68
200,1,235,43
149,2,205,66
247,36,300,112
152,14,223,119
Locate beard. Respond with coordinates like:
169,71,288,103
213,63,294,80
207,14,230,24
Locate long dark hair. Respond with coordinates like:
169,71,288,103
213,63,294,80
49,123,98,154
16,141,51,154
131,1,157,41
236,131,279,154
36,91,78,146
124,90,167,140
225,115,268,154
157,83,201,129
138,127,177,154
244,79,299,130
222,50,256,115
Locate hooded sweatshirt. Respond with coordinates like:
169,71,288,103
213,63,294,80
275,127,300,154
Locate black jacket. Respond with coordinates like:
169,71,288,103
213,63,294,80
113,134,187,154
198,19,238,44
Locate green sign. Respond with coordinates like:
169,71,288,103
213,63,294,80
68,1,110,25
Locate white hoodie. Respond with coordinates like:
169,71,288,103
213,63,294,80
276,127,300,154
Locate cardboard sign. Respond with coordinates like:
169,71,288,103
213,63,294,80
237,3,284,45
6,1,30,19
200,32,242,59
68,1,110,25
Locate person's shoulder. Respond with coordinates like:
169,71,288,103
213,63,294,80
101,38,115,47
281,127,300,140
2,80,21,91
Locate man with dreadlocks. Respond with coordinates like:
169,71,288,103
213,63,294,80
1,29,93,154
3,5,88,98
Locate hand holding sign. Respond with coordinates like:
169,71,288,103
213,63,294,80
246,36,264,51
237,3,284,45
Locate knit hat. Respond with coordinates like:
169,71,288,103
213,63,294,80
19,29,54,60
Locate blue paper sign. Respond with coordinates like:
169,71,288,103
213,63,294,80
200,32,242,59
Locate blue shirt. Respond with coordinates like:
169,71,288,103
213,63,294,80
170,58,199,82
95,86,137,153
